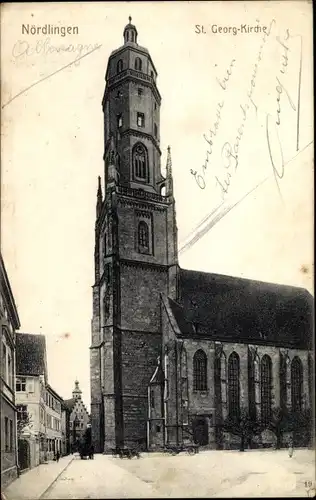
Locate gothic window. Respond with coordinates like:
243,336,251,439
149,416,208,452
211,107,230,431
220,352,227,404
291,356,303,412
138,87,143,97
280,353,288,411
133,143,148,180
154,102,157,110
138,221,149,253
135,57,142,71
117,114,123,128
154,123,158,137
249,352,260,419
150,70,154,79
193,349,207,391
137,112,145,127
261,355,272,425
228,352,240,418
117,59,123,73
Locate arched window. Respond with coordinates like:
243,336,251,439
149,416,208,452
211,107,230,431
133,143,148,180
228,352,240,418
291,356,303,412
138,221,149,252
193,350,207,391
261,355,272,425
117,59,123,73
249,352,260,420
135,57,142,71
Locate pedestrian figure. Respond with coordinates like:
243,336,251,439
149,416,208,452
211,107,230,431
288,437,294,458
56,450,60,462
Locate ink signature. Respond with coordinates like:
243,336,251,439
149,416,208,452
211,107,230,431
12,38,100,65
266,30,302,194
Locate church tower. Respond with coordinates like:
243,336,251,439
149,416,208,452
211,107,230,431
90,18,178,452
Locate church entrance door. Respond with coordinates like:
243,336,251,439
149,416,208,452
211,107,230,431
192,418,209,446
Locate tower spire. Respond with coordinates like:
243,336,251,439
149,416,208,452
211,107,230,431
166,145,173,196
123,16,138,44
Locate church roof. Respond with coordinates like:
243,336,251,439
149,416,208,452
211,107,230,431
170,268,313,349
16,333,47,376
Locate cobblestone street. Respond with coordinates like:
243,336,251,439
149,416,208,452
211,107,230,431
3,449,315,499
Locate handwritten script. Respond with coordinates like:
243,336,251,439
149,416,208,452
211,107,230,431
12,38,101,65
191,19,303,199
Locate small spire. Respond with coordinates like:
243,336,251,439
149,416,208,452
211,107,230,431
166,145,173,196
129,16,132,23
97,176,102,195
96,176,103,218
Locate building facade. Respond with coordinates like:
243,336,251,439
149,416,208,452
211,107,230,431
1,254,21,488
45,384,63,460
90,19,314,453
16,333,48,468
65,381,90,451
61,402,71,456
15,333,64,467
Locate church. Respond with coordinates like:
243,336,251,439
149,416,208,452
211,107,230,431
90,18,313,453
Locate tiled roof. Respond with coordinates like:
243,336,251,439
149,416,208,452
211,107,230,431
171,268,313,349
63,398,76,411
16,333,46,376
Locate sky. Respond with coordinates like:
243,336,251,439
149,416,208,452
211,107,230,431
1,1,313,409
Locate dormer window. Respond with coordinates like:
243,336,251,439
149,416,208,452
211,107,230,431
150,71,154,79
135,57,142,71
117,59,123,73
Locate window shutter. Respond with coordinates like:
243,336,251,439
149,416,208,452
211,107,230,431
28,379,35,393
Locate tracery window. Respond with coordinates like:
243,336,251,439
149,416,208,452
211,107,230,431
261,355,272,425
193,349,207,391
228,352,240,418
133,143,148,180
291,356,303,412
138,221,149,253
